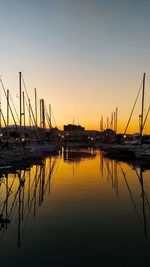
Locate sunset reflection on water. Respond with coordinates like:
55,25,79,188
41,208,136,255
0,149,150,266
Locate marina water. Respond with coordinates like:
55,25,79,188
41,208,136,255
0,149,150,266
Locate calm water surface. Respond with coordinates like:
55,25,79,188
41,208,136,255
0,149,150,266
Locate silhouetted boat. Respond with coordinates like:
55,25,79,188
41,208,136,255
103,73,150,162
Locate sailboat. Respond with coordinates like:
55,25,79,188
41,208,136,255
133,73,150,159
103,73,150,160
19,77,58,156
0,72,58,167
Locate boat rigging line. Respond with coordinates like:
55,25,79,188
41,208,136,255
124,80,143,135
0,79,23,147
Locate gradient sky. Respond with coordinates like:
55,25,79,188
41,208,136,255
0,0,150,133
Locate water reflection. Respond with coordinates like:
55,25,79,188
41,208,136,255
61,147,96,162
101,157,119,196
100,153,150,241
0,149,150,265
0,157,59,248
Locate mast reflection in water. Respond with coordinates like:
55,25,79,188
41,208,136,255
0,149,150,266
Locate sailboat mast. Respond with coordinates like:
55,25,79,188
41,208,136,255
49,104,51,130
7,89,9,127
35,88,37,127
22,91,25,130
29,98,31,128
0,85,1,129
42,99,45,130
115,107,118,134
140,73,145,148
114,111,116,132
19,72,22,133
40,99,43,129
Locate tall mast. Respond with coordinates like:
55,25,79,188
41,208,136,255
40,99,41,128
49,104,52,128
49,104,52,141
40,98,45,135
19,72,22,133
35,88,37,127
0,84,1,129
49,104,51,130
29,98,31,129
7,89,9,127
0,79,23,146
22,91,25,130
140,73,145,148
114,111,116,132
115,107,118,134
42,99,45,130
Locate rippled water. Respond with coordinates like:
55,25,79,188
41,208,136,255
0,149,150,266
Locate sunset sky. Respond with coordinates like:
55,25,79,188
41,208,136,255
0,0,150,133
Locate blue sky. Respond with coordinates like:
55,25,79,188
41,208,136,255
0,0,150,132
